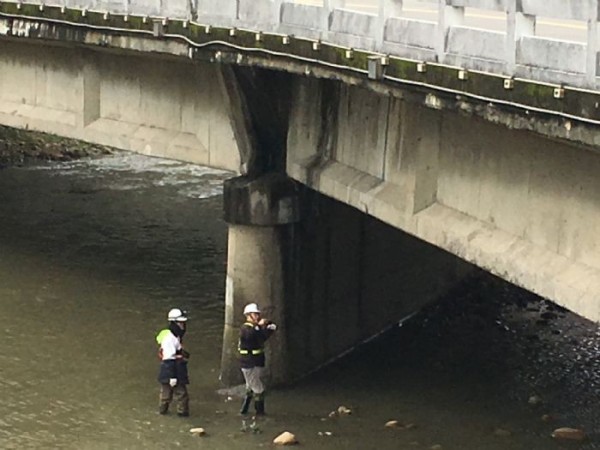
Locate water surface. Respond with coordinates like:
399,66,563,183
0,152,597,449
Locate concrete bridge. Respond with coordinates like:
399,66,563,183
1,0,600,385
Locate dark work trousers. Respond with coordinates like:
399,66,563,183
159,383,189,415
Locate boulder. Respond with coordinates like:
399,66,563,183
273,431,298,445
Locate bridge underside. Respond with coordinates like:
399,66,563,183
287,77,600,324
0,39,241,171
1,37,600,384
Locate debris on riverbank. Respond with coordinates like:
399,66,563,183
0,125,112,167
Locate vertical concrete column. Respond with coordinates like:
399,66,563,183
272,0,283,24
323,0,345,40
586,0,599,85
376,0,403,49
220,173,301,386
384,101,441,215
78,52,100,129
436,0,464,64
506,0,535,73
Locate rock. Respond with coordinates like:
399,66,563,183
189,427,206,436
273,431,298,445
541,414,555,422
551,427,585,441
337,406,352,415
430,445,443,450
494,428,511,437
216,384,247,398
528,395,542,405
385,420,400,428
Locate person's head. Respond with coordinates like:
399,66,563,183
243,303,261,324
167,308,188,329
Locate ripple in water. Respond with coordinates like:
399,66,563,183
23,151,232,198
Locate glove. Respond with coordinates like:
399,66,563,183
169,378,177,387
266,323,277,331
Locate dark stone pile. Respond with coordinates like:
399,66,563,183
0,125,112,168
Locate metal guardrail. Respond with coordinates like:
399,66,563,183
1,0,600,124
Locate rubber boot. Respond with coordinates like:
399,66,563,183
255,399,265,416
240,394,253,415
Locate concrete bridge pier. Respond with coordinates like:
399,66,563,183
220,173,301,386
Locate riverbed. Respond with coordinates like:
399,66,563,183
0,152,597,449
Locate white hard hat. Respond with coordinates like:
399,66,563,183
167,308,188,322
243,303,261,315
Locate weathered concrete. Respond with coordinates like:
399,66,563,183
284,188,475,378
0,40,241,172
288,78,600,322
220,174,301,386
223,174,300,226
1,1,600,387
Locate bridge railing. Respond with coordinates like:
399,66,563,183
3,0,599,89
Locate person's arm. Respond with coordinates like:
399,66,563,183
258,319,277,340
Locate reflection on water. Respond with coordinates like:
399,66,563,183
0,152,598,449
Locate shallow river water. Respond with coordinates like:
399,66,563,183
0,152,598,449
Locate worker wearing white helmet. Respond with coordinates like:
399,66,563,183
238,303,277,415
155,308,191,417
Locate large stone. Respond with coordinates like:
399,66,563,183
273,431,298,445
551,427,585,441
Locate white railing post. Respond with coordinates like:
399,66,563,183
323,0,341,39
272,0,282,24
376,0,403,50
436,0,464,63
506,0,535,74
187,0,196,21
586,0,599,85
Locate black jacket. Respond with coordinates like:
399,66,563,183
238,322,275,369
